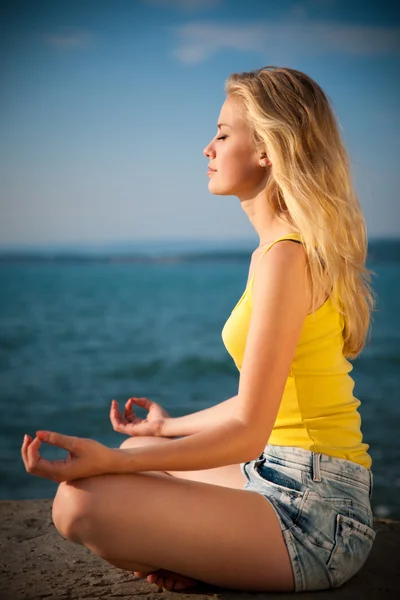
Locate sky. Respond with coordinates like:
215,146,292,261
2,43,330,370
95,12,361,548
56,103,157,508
0,0,399,249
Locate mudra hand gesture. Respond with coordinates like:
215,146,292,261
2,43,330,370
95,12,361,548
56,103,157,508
21,431,117,483
110,396,170,437
21,396,170,483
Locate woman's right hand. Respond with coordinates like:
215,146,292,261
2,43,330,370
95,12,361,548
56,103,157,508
109,397,170,437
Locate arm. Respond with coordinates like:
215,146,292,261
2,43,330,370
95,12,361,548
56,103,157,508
23,419,259,483
113,241,310,473
160,394,239,437
23,242,312,481
116,417,259,472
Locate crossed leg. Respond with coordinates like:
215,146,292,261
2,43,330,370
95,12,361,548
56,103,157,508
117,435,252,589
51,435,295,592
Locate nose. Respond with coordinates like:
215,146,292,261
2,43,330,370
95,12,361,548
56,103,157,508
203,139,215,159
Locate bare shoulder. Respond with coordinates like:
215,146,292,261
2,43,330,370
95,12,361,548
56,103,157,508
252,239,309,312
249,239,310,360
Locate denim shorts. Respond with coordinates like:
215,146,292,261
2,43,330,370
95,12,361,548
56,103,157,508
240,444,376,592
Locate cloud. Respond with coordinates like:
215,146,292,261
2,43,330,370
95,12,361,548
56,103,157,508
144,0,222,10
42,28,92,49
171,19,400,64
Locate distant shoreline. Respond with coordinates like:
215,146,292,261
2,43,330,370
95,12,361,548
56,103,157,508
0,237,398,265
0,251,252,264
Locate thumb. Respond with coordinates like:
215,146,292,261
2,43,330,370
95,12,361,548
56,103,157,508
36,430,79,453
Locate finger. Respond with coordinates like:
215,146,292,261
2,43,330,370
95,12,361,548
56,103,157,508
26,436,76,480
26,436,42,471
27,453,70,480
110,399,122,419
21,434,32,468
21,433,31,453
30,435,42,459
113,421,130,434
36,431,78,452
111,400,128,423
110,403,128,432
123,398,131,421
110,408,130,434
124,398,136,422
110,400,121,422
130,397,153,410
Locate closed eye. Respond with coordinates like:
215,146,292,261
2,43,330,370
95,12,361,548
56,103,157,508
217,136,227,141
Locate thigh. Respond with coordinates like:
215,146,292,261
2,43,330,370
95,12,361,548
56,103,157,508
118,436,248,489
55,469,295,592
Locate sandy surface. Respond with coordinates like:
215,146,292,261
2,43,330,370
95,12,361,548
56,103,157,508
1,499,399,600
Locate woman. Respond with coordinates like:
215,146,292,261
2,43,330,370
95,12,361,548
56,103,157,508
21,66,376,593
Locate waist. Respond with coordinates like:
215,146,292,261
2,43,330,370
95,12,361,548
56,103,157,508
261,443,372,491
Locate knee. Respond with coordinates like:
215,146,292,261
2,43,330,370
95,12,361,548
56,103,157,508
52,481,93,543
118,436,170,450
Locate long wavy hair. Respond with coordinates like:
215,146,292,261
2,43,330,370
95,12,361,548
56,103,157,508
225,66,376,358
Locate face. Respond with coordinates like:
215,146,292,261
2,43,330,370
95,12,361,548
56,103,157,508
203,95,268,199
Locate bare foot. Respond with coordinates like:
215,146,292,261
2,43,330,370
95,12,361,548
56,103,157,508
134,569,200,591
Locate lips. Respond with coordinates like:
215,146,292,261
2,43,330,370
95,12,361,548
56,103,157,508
208,166,217,171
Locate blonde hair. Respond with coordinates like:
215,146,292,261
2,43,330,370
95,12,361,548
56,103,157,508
225,66,376,358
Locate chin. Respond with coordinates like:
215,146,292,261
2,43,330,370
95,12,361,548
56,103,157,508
208,181,234,196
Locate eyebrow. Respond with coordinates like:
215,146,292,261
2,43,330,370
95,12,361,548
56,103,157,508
217,123,231,129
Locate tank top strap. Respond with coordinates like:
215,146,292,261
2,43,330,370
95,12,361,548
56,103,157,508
248,232,304,296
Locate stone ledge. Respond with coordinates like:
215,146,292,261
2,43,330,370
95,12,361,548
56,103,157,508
1,499,399,600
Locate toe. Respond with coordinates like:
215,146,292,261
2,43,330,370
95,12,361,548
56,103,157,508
155,575,165,588
173,580,187,590
165,577,175,590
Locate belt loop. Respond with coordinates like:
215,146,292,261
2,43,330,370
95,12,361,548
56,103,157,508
312,452,322,482
369,470,373,499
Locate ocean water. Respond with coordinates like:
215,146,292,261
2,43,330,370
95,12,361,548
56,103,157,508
0,239,399,519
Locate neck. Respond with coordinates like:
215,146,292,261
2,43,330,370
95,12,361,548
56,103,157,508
239,191,293,247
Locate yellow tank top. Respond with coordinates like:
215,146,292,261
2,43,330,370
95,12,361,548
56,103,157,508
221,233,372,469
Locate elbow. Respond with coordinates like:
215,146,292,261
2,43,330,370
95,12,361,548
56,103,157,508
242,435,271,462
243,449,263,462
241,425,273,462
232,418,271,462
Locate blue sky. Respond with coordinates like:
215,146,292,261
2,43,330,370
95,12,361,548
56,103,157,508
1,0,399,249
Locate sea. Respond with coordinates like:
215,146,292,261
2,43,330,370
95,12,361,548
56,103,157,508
0,238,399,519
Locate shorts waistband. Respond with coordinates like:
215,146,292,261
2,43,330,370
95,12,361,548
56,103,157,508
260,444,373,499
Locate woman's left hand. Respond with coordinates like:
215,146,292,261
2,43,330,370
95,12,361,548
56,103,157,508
21,431,118,483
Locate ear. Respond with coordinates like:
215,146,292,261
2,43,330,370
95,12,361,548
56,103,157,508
260,152,272,167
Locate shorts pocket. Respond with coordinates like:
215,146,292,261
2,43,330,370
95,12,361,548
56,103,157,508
252,461,306,497
250,460,309,531
326,513,376,589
